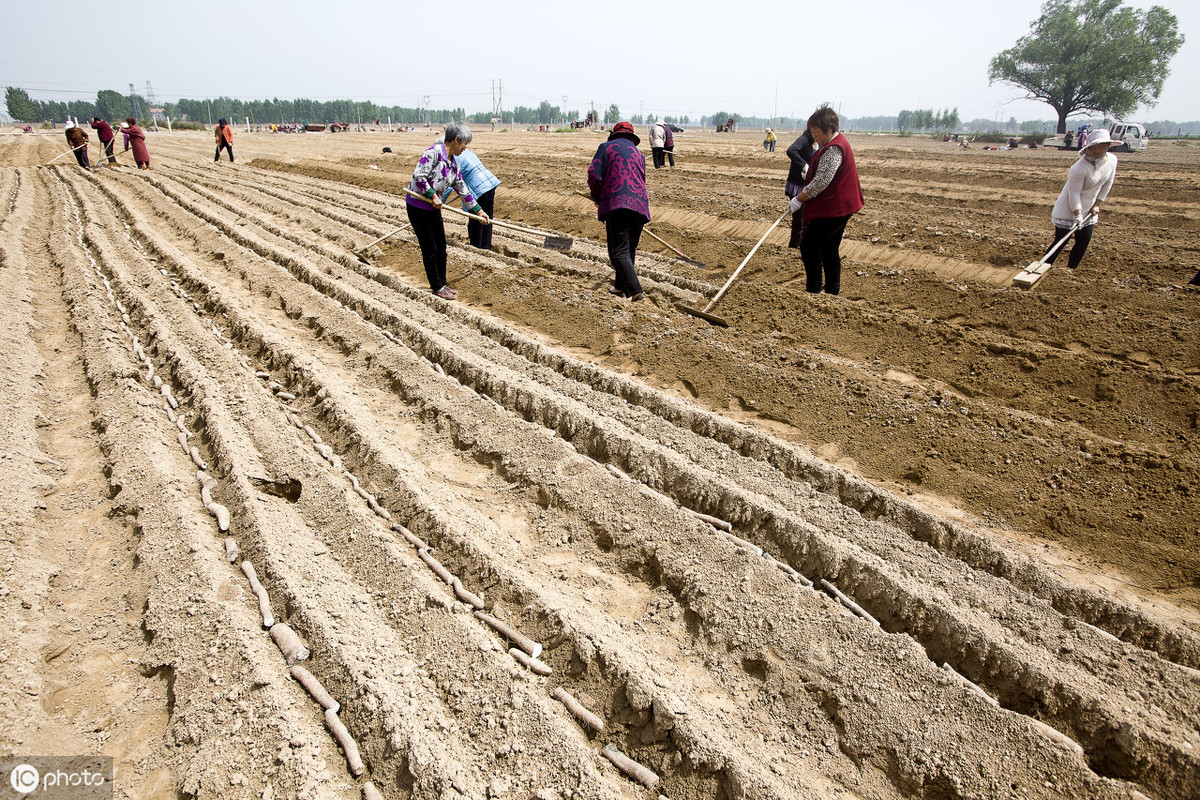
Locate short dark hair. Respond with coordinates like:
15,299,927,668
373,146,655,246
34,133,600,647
807,104,839,135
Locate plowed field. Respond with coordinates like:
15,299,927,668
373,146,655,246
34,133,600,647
2,128,1198,800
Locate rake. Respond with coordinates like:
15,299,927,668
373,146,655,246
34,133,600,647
678,210,788,327
401,188,572,251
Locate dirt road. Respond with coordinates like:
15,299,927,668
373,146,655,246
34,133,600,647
1,129,1197,800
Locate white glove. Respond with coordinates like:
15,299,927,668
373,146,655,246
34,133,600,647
788,195,803,214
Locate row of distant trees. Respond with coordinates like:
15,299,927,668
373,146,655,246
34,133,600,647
5,86,625,128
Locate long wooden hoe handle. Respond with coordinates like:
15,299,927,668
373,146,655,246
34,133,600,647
400,186,551,238
44,142,88,166
703,210,789,313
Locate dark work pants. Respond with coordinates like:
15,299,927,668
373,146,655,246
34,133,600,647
651,147,665,168
215,141,234,162
604,209,645,297
72,146,90,169
1044,224,1094,270
101,138,115,163
664,145,675,166
406,203,448,291
468,189,495,250
788,202,805,249
799,214,852,295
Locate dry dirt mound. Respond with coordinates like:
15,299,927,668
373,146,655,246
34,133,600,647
1,130,1198,800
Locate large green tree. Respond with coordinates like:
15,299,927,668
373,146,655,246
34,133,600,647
5,87,38,121
989,0,1184,133
95,89,132,121
603,104,621,124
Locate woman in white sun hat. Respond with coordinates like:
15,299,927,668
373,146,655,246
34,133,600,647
1043,128,1118,271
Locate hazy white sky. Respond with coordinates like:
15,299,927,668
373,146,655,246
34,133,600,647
3,0,1197,123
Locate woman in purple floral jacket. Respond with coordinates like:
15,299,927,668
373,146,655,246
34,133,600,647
405,122,490,299
586,121,650,301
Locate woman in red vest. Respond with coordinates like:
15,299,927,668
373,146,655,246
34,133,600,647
788,104,863,294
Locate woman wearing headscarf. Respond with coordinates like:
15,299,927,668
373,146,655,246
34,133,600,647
405,122,489,299
1042,128,1117,271
214,118,234,162
649,120,667,169
64,122,91,169
586,121,650,301
124,118,150,169
788,104,863,295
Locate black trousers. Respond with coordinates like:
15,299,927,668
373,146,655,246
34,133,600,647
215,141,234,162
787,202,805,249
468,189,495,250
799,214,852,294
72,146,90,169
604,209,645,297
101,138,115,163
651,147,665,168
664,145,675,166
406,203,448,291
1044,223,1094,270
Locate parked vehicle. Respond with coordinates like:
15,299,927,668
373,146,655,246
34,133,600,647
1109,122,1149,152
1043,122,1148,152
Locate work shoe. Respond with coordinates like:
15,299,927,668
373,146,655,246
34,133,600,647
629,292,645,302
608,286,623,296
433,287,456,300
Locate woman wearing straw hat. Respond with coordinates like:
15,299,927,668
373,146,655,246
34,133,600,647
1043,128,1118,271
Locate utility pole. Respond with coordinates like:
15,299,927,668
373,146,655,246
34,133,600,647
562,95,567,126
145,81,160,131
129,83,142,121
422,95,430,126
207,98,212,126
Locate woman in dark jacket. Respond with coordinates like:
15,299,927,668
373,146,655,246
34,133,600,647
785,128,815,248
788,105,863,295
586,121,650,301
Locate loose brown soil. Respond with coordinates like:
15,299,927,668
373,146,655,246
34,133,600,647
1,128,1197,800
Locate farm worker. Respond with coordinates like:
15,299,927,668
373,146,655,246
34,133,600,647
586,121,650,301
441,147,501,251
90,117,116,165
765,128,777,152
663,123,675,167
405,122,489,300
123,118,151,169
785,128,816,249
1041,128,1117,271
214,118,234,162
788,104,864,295
649,119,667,169
64,122,91,169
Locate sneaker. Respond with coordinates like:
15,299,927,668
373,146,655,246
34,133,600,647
445,287,458,297
608,286,623,296
433,287,456,300
629,292,645,302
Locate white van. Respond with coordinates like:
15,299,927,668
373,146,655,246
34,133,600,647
1109,122,1149,152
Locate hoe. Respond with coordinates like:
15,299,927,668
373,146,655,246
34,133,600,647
401,188,573,251
678,211,788,327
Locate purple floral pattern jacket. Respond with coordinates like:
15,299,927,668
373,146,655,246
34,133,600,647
406,142,480,213
587,137,650,222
